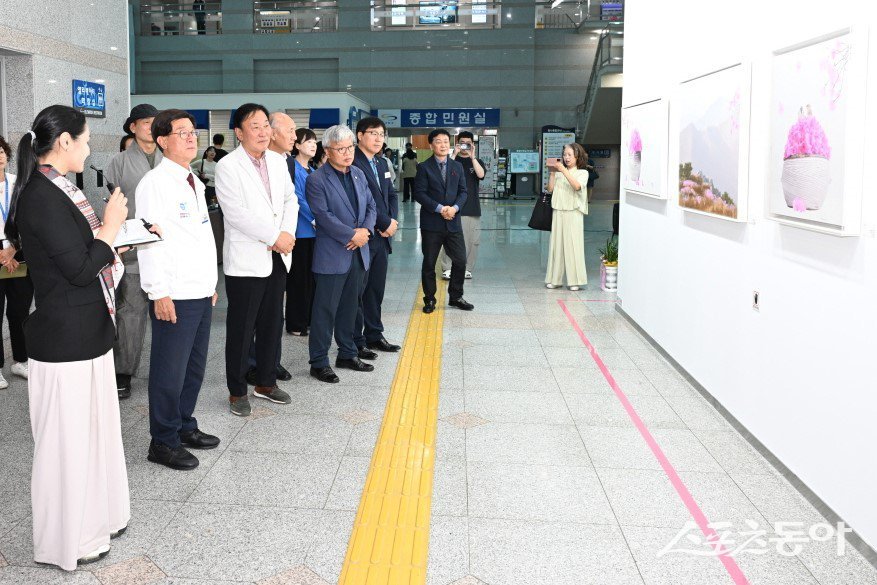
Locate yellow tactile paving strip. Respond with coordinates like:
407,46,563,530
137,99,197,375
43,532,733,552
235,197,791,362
339,284,447,584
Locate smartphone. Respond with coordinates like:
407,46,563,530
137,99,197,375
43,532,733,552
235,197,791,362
547,157,559,167
459,143,470,151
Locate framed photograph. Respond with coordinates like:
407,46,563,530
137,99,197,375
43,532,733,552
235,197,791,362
621,98,668,199
677,63,752,222
766,27,868,236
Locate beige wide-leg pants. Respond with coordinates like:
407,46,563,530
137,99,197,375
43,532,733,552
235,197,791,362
545,208,587,287
29,350,130,571
440,216,481,273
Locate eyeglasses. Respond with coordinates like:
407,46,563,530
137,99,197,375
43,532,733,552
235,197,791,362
364,130,385,139
327,145,355,154
173,130,198,140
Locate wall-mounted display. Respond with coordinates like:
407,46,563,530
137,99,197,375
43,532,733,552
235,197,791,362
621,98,668,199
767,28,867,236
677,64,751,222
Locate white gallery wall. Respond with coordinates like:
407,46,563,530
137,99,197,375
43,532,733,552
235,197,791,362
619,1,877,549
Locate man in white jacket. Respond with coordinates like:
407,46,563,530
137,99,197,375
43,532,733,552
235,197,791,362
137,109,219,471
215,103,298,417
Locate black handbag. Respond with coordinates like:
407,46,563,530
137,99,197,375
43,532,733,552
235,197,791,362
528,192,553,231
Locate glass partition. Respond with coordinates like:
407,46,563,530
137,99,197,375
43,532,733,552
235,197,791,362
535,0,623,29
140,2,223,36
253,1,339,33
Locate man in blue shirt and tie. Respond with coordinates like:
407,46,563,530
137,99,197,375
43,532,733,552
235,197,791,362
352,117,401,356
413,129,474,314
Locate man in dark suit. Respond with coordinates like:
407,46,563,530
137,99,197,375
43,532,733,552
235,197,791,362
414,129,475,314
352,117,401,356
306,125,377,383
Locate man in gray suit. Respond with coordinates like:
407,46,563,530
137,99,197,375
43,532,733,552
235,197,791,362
305,125,376,384
104,103,162,399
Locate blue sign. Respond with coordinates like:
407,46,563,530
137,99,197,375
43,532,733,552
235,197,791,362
400,108,500,128
72,80,106,118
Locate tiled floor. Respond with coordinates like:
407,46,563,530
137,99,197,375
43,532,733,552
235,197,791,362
0,201,875,584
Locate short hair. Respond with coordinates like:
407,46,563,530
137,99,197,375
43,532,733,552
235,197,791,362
322,125,355,149
212,133,225,146
0,134,11,158
405,142,413,148
291,127,318,156
566,142,589,169
457,131,475,141
428,129,450,143
232,103,270,130
355,116,386,135
151,109,196,152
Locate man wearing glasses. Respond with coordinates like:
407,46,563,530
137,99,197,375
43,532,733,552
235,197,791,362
215,103,298,416
305,125,377,384
136,109,220,469
352,117,401,357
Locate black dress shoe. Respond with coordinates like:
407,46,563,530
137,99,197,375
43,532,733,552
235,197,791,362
449,298,475,311
245,367,257,386
357,347,378,360
179,429,220,450
310,366,340,383
116,373,131,400
147,442,199,470
423,299,436,314
117,386,131,400
276,365,292,381
287,328,309,337
335,357,375,372
366,338,401,352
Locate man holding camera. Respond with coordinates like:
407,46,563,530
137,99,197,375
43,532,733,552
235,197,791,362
440,131,485,280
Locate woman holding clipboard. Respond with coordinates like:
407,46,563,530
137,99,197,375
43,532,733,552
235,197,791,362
5,105,131,570
0,134,33,388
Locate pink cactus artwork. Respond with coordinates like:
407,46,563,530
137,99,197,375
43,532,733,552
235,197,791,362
784,106,831,160
629,129,642,154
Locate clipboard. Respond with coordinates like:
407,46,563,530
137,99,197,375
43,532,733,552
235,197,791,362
113,219,162,249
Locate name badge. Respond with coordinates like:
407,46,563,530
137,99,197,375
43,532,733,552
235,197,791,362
384,171,392,179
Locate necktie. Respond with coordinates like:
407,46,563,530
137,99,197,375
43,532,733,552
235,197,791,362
440,161,447,183
186,173,196,193
369,158,379,183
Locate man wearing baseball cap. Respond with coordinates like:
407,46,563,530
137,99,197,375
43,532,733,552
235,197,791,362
104,103,163,400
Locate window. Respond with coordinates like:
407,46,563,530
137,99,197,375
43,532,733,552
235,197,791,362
140,2,223,36
370,1,502,30
253,1,339,34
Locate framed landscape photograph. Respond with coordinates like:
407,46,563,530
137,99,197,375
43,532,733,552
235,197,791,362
677,63,752,222
767,27,868,236
621,98,668,199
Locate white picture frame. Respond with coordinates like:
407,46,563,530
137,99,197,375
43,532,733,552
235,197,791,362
766,27,868,236
676,63,752,222
621,98,668,199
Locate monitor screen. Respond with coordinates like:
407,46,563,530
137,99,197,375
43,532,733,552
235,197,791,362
509,151,540,174
419,1,458,25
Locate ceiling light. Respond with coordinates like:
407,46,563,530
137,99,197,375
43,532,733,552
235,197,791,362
550,0,565,7
94,79,105,83
110,46,118,51
48,79,57,83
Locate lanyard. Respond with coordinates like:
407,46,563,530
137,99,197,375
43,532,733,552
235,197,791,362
0,179,8,223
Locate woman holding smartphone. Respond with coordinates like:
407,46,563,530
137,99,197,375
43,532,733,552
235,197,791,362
6,105,131,570
544,143,590,291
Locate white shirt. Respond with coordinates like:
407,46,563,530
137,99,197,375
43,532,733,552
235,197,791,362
136,158,218,300
0,173,16,244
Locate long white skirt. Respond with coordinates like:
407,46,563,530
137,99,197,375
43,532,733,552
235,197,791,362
29,350,130,571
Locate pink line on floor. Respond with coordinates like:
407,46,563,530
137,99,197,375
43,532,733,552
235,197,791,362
556,299,618,303
557,300,750,585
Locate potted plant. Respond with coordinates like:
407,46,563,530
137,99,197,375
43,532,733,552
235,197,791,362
781,104,832,211
598,235,619,292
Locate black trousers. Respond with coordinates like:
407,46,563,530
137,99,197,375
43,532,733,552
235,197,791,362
421,229,465,303
309,254,366,368
0,275,33,367
285,237,315,333
403,178,415,202
148,298,211,447
355,237,389,347
224,253,286,396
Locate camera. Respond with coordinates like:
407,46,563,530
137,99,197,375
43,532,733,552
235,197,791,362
459,143,471,151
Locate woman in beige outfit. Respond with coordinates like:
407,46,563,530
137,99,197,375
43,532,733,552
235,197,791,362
545,143,590,290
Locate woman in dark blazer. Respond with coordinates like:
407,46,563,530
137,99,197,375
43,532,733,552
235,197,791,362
5,105,131,570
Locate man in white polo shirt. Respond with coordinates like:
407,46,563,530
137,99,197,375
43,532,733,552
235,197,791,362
136,109,220,471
